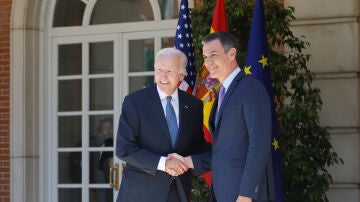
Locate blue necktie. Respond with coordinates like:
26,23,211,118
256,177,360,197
215,85,225,124
166,96,178,146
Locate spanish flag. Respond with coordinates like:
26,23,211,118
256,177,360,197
195,0,228,185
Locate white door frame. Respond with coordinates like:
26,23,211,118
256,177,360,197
10,0,195,201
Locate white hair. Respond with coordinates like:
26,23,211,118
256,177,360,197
155,47,187,73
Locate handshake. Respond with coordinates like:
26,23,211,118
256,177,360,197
165,153,194,176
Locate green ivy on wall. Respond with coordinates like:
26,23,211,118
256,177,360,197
190,0,343,201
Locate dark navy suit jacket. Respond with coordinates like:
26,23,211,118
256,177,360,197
193,70,275,202
116,85,210,202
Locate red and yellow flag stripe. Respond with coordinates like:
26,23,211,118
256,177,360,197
195,0,228,185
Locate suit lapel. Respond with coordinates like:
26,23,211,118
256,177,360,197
176,90,188,148
148,85,173,146
215,71,245,128
209,96,217,136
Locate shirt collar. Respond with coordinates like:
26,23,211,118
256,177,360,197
222,67,241,91
156,85,179,102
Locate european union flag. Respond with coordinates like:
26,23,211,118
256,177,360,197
244,0,286,201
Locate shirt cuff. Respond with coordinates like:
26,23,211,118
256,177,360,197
157,156,167,171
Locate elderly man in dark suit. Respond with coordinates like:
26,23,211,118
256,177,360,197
116,47,210,202
171,32,275,202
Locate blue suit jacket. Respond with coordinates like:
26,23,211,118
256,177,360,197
116,85,210,202
194,71,275,202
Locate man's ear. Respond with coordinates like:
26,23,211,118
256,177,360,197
179,72,186,81
229,48,237,60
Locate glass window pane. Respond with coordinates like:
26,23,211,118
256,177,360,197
90,188,113,202
53,0,85,27
129,39,154,72
89,151,113,184
59,188,81,202
162,37,175,48
90,42,114,74
58,80,82,111
58,44,82,76
89,115,113,147
158,0,179,20
129,76,154,93
90,0,154,25
58,152,82,183
58,116,82,148
90,78,113,110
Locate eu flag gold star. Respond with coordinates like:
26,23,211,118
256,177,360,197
272,138,279,151
258,55,268,68
244,65,252,75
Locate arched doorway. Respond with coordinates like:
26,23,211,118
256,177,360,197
11,0,194,201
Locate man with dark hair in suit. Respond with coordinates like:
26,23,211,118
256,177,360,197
116,47,210,202
171,32,275,202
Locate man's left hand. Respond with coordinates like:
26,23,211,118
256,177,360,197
236,196,252,202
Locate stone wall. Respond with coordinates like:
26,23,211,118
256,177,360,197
285,0,360,201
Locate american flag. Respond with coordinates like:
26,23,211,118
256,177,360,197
174,0,196,94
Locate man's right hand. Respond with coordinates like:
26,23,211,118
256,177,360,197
165,157,188,176
167,153,194,169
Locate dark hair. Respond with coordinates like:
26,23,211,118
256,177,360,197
96,117,113,133
202,31,239,54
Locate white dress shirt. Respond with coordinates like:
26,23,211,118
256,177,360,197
221,67,241,93
156,86,180,171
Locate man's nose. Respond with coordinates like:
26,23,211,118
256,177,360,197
160,71,169,77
